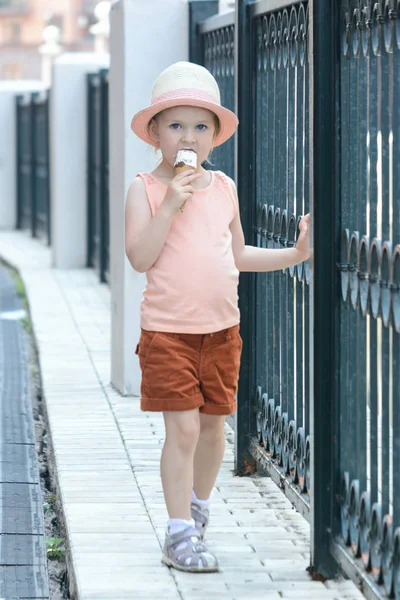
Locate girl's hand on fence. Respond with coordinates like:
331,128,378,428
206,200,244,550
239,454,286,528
296,214,310,260
161,170,202,215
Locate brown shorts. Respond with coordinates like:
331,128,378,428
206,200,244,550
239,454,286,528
135,324,242,415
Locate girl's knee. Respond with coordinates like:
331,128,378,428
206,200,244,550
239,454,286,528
164,409,200,453
199,414,226,441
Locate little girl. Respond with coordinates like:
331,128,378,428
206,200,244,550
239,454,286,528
125,61,310,573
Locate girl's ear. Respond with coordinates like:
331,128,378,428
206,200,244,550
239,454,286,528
148,119,160,146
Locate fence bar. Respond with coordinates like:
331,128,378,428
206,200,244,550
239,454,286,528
309,0,339,577
16,96,22,230
250,438,310,518
199,9,234,34
32,91,51,245
189,0,219,65
100,68,110,283
330,542,385,600
251,0,297,18
235,0,256,475
16,94,33,232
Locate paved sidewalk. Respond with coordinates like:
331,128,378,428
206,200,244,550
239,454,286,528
0,231,364,600
0,265,49,599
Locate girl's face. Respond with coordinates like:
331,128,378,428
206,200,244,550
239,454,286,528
149,106,218,168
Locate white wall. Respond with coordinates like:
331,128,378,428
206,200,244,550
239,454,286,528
0,80,45,230
51,52,109,268
109,0,188,396
219,0,235,12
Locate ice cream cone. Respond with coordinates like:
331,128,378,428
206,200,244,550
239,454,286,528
174,150,197,212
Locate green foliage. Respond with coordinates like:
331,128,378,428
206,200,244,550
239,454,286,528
45,537,65,560
13,274,26,300
21,315,32,334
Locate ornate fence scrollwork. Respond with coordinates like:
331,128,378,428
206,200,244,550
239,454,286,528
195,0,399,593
338,231,400,596
249,1,311,516
201,15,235,179
334,0,400,596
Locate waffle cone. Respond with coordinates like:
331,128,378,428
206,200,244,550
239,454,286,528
175,164,193,175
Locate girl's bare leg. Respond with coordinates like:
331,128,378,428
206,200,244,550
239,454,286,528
193,414,226,500
161,408,200,519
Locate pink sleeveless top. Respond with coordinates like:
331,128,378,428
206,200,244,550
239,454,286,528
137,170,240,334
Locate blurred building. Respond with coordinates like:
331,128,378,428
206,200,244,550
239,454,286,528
0,0,98,79
0,0,235,81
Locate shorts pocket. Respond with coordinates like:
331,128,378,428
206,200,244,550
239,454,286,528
226,328,243,352
137,331,160,373
208,329,242,377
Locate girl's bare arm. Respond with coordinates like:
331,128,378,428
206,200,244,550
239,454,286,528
229,179,310,272
125,170,201,273
125,177,173,273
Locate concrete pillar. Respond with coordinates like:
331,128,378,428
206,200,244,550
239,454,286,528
0,80,45,230
109,0,188,396
51,52,109,269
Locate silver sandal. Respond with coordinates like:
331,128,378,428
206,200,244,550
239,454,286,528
162,525,219,573
191,502,210,540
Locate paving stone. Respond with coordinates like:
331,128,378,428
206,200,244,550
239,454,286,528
0,565,49,598
0,534,47,566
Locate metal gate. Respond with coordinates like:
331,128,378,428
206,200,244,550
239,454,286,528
16,93,33,233
191,1,400,597
16,90,51,244
333,2,400,597
32,91,51,243
87,68,110,283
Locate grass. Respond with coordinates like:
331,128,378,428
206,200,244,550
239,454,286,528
43,493,56,514
21,315,32,335
45,537,65,561
29,363,39,377
1,262,29,312
12,271,29,311
13,274,26,299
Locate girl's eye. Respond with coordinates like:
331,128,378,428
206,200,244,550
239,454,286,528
196,124,207,131
170,123,181,130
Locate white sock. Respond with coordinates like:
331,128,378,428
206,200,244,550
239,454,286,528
192,489,211,510
167,518,194,536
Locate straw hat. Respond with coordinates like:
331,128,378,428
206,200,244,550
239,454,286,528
131,61,238,147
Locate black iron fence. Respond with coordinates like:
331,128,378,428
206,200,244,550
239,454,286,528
14,71,110,283
200,12,235,178
334,2,400,597
192,0,399,597
249,0,311,518
16,90,51,244
87,68,110,283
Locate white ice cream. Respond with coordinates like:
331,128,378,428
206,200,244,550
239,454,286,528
174,149,197,169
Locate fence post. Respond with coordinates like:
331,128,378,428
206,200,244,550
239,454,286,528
188,0,218,64
45,91,51,245
30,92,37,238
234,0,256,476
309,0,340,578
16,95,22,230
100,67,109,283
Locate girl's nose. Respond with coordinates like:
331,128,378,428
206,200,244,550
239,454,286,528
181,129,196,142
